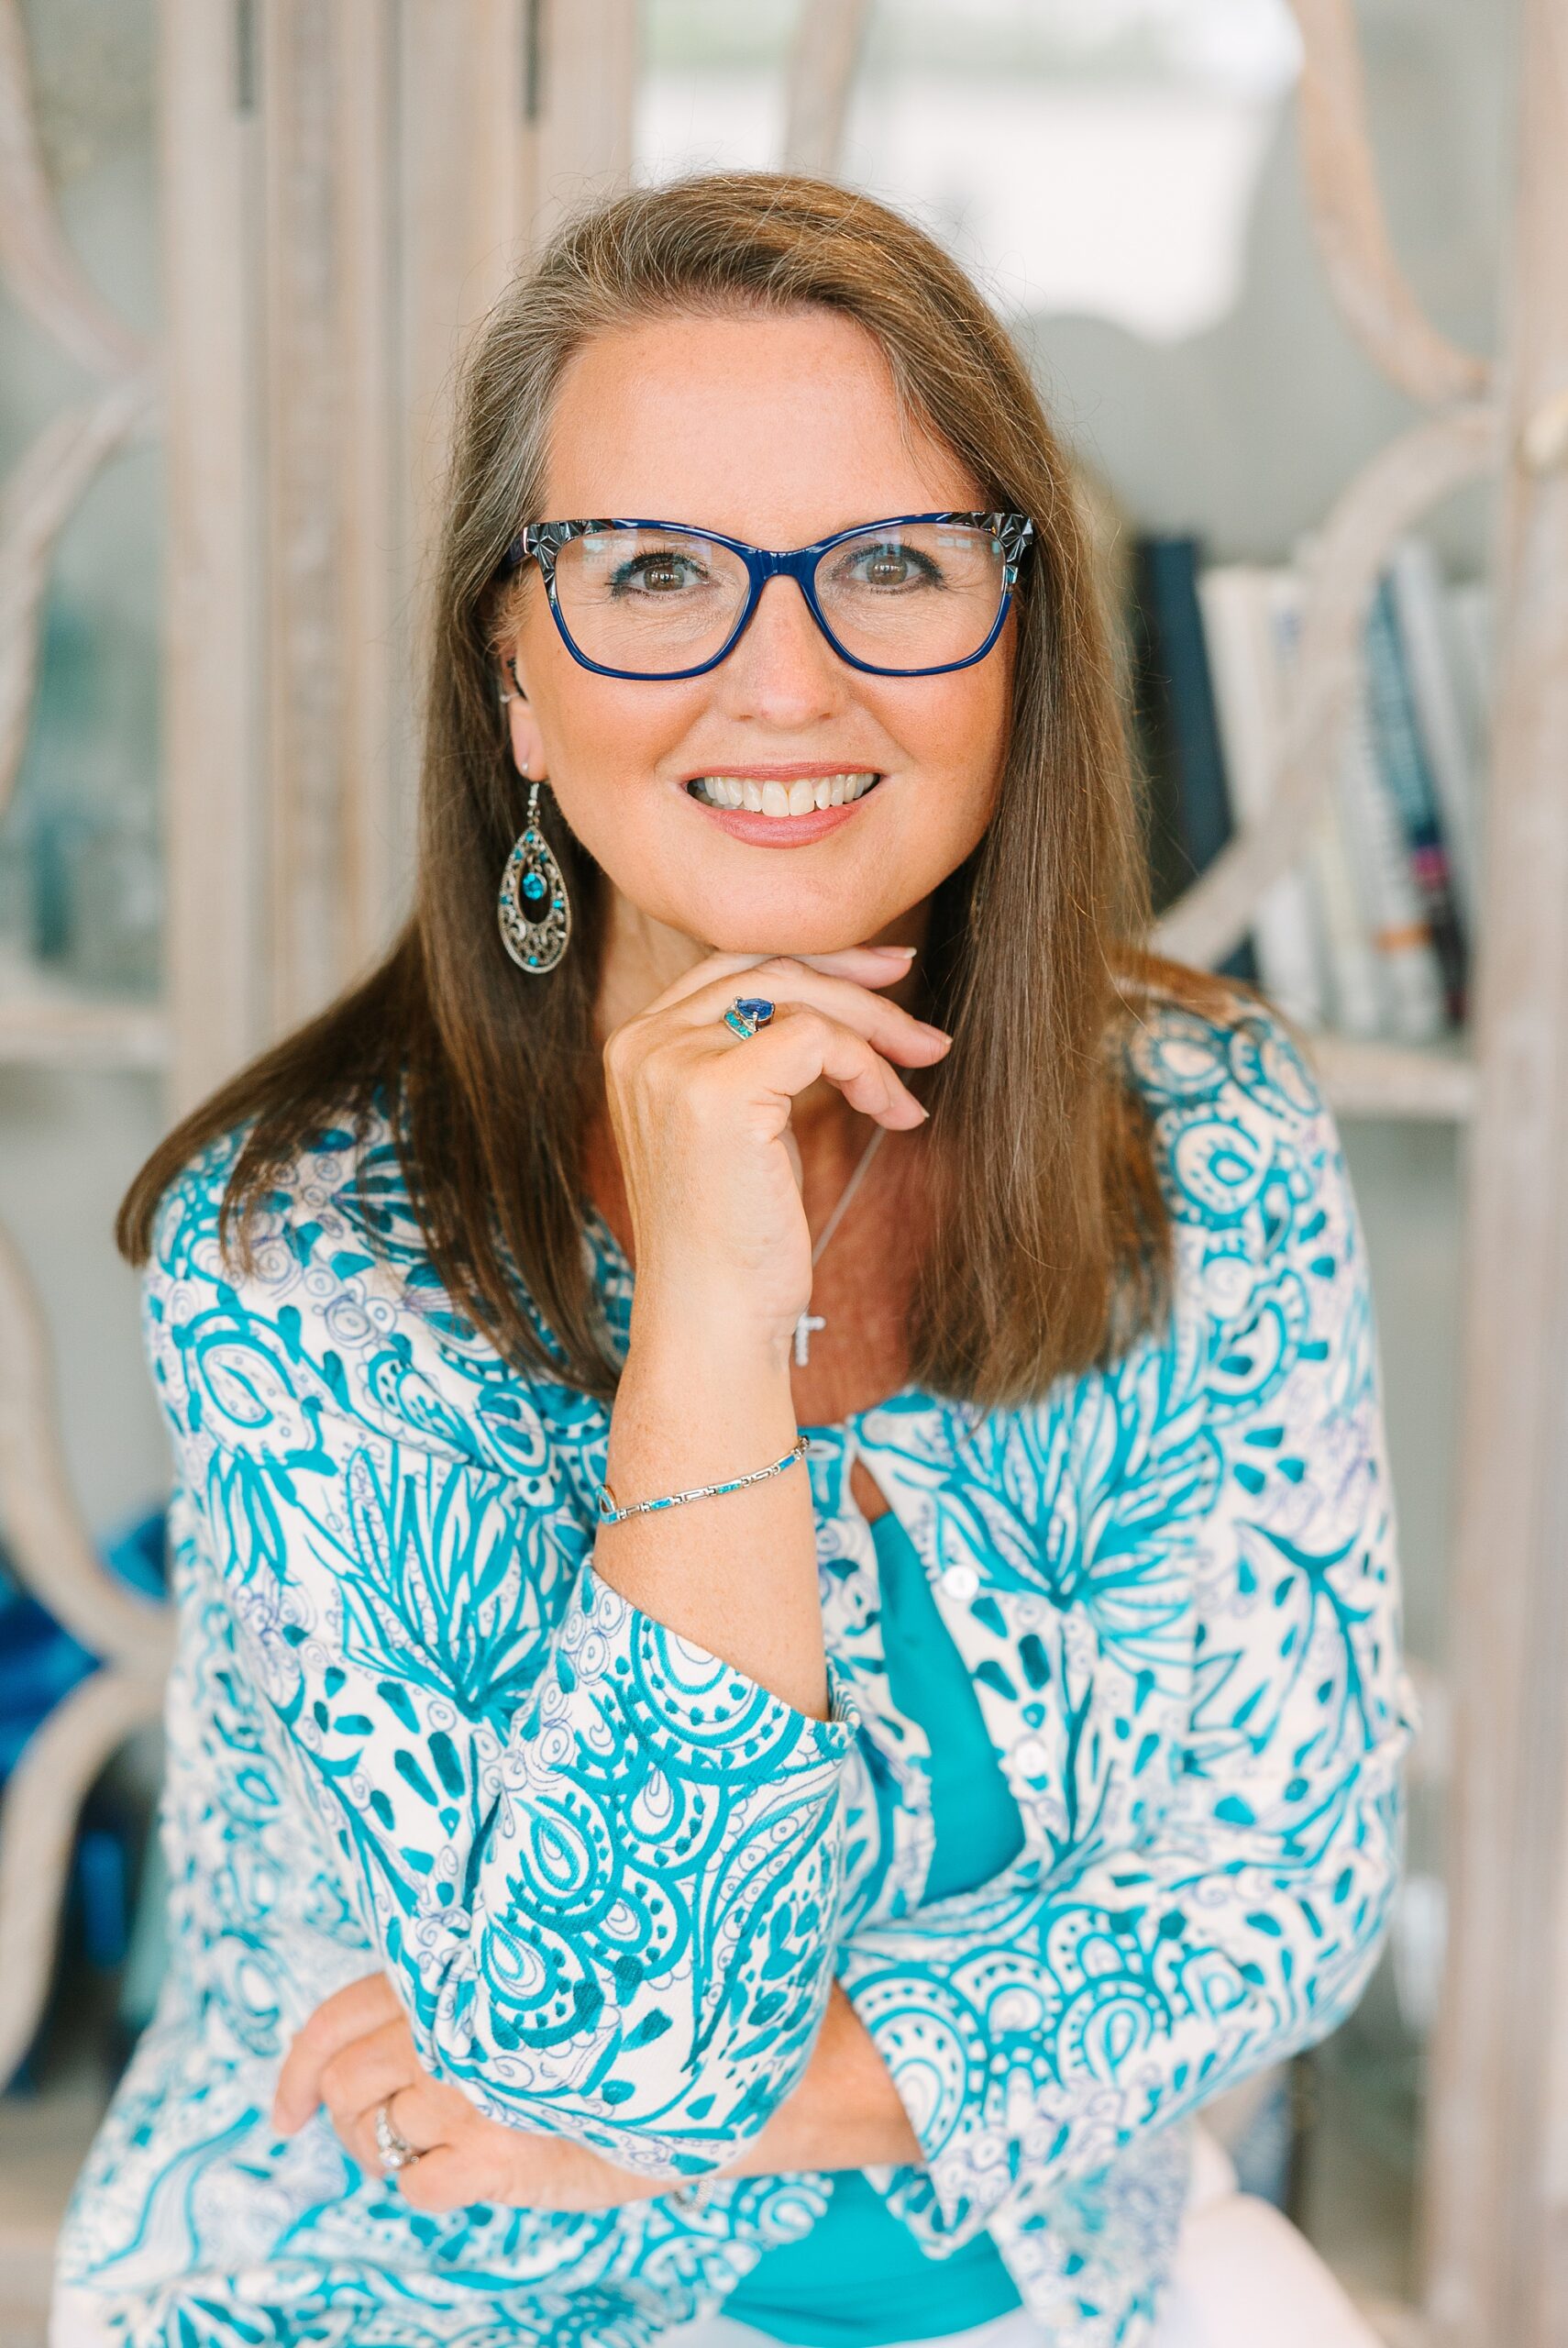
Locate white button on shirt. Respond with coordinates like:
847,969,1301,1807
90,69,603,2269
939,1561,979,1601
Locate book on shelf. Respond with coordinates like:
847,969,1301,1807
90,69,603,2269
1364,572,1469,1024
1137,530,1488,1048
1197,565,1329,1029
1128,534,1259,988
1336,626,1449,1044
1390,537,1492,941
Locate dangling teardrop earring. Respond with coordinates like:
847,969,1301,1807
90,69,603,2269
498,766,572,972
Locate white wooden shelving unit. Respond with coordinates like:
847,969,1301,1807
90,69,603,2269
0,4,1562,2345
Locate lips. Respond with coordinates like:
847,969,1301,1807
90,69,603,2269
687,772,881,814
682,770,885,845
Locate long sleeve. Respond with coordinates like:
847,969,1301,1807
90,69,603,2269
146,1146,860,2185
836,1030,1420,2248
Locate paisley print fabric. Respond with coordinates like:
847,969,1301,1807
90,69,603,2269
52,992,1419,2348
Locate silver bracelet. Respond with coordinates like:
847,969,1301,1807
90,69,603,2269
594,1433,810,1524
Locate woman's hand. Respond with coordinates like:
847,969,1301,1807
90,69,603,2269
272,1974,660,2213
602,945,950,1358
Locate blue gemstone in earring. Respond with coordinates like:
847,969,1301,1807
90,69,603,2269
498,806,571,974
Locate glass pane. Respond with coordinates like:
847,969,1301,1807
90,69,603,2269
0,0,162,1004
636,0,798,181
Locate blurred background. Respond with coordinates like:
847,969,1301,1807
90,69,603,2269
0,4,1560,2344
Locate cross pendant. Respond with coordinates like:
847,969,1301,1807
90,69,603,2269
793,1310,827,1367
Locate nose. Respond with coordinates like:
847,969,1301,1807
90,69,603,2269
712,571,848,725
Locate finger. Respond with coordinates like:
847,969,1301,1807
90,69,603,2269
272,1972,403,2134
635,955,951,1069
395,2143,489,2215
701,1002,933,1130
640,942,919,1019
356,2079,449,2178
346,2075,477,2176
398,2127,592,2215
321,2018,424,2150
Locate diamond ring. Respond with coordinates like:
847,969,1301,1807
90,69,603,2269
375,2097,423,2172
723,995,776,1038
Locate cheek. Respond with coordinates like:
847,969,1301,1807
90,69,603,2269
533,680,705,849
878,671,1010,836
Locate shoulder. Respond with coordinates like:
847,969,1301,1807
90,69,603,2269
1116,981,1365,1334
146,1092,423,1315
142,1097,579,1480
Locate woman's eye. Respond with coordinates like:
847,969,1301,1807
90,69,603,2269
845,543,940,590
613,552,702,593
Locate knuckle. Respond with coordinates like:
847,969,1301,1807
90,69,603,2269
681,1060,733,1120
639,1036,685,1085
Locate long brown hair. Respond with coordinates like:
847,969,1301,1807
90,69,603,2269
117,171,1247,1412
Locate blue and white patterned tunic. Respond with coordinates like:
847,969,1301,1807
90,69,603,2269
54,992,1419,2347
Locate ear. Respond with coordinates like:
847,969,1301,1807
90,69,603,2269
500,652,547,781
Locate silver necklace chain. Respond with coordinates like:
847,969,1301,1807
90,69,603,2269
795,1117,889,1366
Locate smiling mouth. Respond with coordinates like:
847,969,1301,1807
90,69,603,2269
685,772,882,816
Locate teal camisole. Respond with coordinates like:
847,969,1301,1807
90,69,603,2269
722,1504,1028,2346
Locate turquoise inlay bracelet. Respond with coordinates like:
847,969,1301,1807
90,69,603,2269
595,1433,810,1524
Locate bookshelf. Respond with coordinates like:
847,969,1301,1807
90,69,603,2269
1158,4,1565,2342
0,985,167,1075
1297,1033,1474,1125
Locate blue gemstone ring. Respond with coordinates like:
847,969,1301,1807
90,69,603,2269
723,995,776,1039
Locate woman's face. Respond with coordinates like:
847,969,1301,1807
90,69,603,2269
499,307,1013,963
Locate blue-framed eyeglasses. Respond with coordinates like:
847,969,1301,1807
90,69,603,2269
495,511,1033,681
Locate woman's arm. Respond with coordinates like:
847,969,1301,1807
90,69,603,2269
155,951,940,2187
150,1142,861,2188
717,1978,922,2175
278,1973,918,2212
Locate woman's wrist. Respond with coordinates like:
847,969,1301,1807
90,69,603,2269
625,1278,799,1382
592,1272,829,1721
711,1985,925,2179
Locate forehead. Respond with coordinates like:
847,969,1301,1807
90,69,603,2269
541,307,982,544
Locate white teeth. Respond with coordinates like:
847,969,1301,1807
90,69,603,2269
691,771,880,817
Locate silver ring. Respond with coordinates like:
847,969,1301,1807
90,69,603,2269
723,994,776,1039
375,2097,423,2172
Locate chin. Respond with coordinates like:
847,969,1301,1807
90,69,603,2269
685,916,878,958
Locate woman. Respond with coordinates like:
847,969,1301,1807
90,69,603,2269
53,173,1417,2348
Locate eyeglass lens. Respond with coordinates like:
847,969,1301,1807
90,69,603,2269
548,521,1010,675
